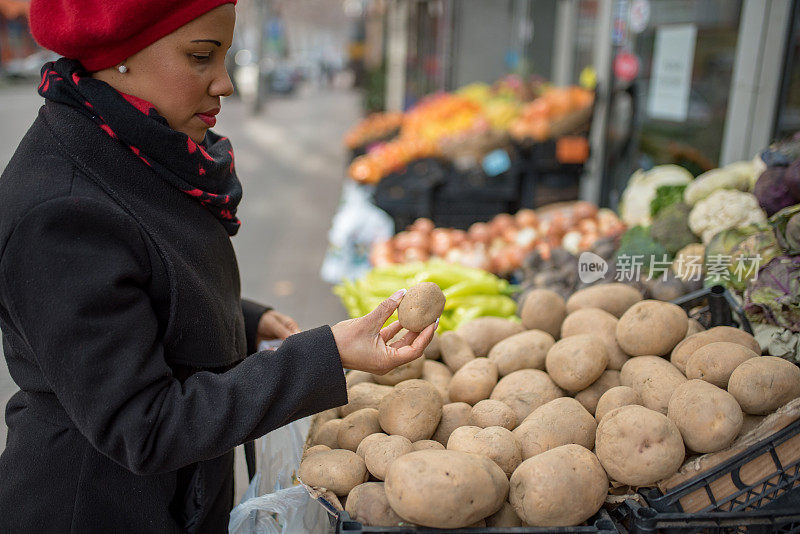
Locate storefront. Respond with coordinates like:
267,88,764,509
382,0,798,209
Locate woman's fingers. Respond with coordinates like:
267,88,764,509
363,289,406,330
389,328,418,349
388,321,438,366
380,321,403,343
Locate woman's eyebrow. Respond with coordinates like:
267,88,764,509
191,39,221,46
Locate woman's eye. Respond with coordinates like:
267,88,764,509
192,54,211,63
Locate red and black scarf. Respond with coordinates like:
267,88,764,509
39,58,242,235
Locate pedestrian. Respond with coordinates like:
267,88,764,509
0,2,436,533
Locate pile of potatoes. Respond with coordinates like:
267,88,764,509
299,283,800,529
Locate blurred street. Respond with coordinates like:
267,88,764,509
0,81,360,454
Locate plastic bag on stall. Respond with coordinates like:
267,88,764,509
320,181,394,284
228,416,332,534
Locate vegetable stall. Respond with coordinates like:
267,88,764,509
306,79,800,530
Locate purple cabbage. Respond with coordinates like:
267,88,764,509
744,255,800,332
753,167,796,217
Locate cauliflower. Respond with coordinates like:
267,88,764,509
683,161,757,206
688,190,767,243
619,164,693,226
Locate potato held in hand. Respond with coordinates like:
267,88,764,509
398,282,445,332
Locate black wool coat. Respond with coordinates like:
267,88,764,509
0,100,348,533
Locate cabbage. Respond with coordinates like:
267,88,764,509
753,167,796,217
770,204,800,254
744,256,800,332
704,224,780,291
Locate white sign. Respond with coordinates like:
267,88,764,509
629,0,650,33
647,24,697,122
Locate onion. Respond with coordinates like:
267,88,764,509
404,247,430,262
410,218,435,234
405,230,430,251
573,201,599,221
515,227,538,248
468,222,492,244
393,231,414,251
515,209,538,228
577,218,599,234
561,231,582,254
501,227,519,243
450,229,468,247
430,229,454,257
535,242,552,262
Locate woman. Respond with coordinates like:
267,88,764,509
0,2,436,533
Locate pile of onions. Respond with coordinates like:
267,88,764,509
370,201,626,275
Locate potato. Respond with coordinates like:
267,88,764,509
448,358,499,405
423,332,441,360
431,402,473,446
341,382,394,417
345,482,404,527
411,440,445,451
447,426,523,477
313,419,342,449
385,450,509,528
595,386,642,423
373,356,424,386
545,334,608,392
319,490,343,511
302,444,331,461
620,356,687,414
470,399,517,430
595,405,685,486
561,308,629,371
356,432,388,459
706,326,761,354
671,327,761,373
490,369,564,423
488,330,555,376
439,331,475,372
398,282,446,332
421,359,452,402
685,341,758,388
338,408,382,452
574,370,621,415
519,289,566,338
346,370,374,388
378,379,443,441
513,397,596,459
364,434,413,480
728,357,800,415
299,449,369,496
686,318,705,337
485,501,523,527
566,283,643,318
616,300,688,356
510,444,608,527
457,317,524,357
668,380,742,453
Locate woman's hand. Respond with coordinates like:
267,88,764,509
257,310,301,343
331,289,438,375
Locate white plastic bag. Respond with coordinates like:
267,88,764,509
228,417,332,534
320,182,394,284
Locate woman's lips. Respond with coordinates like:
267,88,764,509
196,113,217,127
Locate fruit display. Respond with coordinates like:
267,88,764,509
344,112,404,150
370,202,626,276
302,289,800,528
333,260,519,332
346,77,587,184
508,86,594,142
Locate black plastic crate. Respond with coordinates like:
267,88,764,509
670,285,753,333
432,199,515,230
374,158,448,231
437,146,524,204
613,498,800,534
328,507,619,534
519,168,582,209
634,414,800,516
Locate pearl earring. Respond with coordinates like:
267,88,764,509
118,64,128,74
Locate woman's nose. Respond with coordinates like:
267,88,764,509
211,64,235,98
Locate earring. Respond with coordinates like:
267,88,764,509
118,64,128,74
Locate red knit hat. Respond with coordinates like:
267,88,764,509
30,0,238,72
